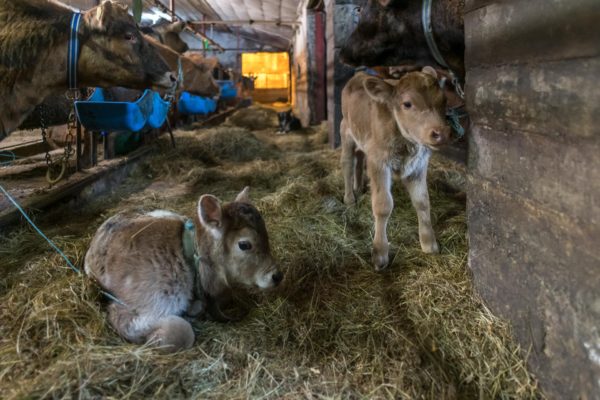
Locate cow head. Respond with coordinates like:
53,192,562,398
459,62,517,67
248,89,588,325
197,188,283,291
78,1,175,90
181,53,220,97
363,67,450,149
157,21,190,54
142,21,190,54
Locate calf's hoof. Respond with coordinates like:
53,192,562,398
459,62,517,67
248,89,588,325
148,316,195,354
421,240,439,254
371,249,389,271
344,193,357,206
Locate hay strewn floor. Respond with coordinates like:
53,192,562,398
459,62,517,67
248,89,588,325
0,106,541,399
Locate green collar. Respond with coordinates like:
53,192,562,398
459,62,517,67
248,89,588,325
182,219,200,269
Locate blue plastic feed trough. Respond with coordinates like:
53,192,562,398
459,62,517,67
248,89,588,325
146,92,171,129
178,92,217,115
75,88,170,132
217,80,237,100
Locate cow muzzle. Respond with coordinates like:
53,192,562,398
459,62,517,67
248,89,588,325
255,266,284,289
153,72,178,90
425,126,451,149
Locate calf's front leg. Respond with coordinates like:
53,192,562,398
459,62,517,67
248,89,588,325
340,119,357,205
402,170,439,254
368,161,393,270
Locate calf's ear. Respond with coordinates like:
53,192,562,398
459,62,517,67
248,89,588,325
235,186,251,204
363,77,393,103
421,66,438,79
198,195,223,229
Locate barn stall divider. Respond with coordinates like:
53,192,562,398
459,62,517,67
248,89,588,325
465,0,600,397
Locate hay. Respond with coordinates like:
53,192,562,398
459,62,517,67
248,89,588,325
0,106,541,399
225,105,279,130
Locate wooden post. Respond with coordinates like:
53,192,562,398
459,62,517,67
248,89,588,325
169,0,175,20
464,0,600,397
76,120,82,171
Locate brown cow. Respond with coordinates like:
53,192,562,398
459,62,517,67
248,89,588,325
85,188,283,353
0,0,176,141
340,68,450,270
182,52,220,96
146,37,220,97
19,43,220,131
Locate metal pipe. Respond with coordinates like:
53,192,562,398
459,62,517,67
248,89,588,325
169,0,175,20
189,20,300,26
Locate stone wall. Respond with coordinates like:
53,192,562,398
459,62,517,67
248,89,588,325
464,0,600,398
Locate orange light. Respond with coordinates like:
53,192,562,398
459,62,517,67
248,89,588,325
242,52,289,89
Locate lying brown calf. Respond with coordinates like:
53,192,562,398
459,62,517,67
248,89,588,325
340,68,450,270
85,188,283,352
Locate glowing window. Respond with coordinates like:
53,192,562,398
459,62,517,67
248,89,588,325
242,52,290,89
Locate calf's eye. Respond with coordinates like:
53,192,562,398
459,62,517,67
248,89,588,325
124,33,135,42
403,101,412,109
238,241,252,251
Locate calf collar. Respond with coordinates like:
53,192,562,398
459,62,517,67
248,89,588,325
182,219,201,269
67,12,83,92
421,0,464,99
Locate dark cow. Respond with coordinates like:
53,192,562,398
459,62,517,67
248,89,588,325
141,21,189,54
340,0,465,79
0,0,175,141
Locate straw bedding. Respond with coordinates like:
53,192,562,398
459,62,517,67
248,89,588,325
0,106,541,399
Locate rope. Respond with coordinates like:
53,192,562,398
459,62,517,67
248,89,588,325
0,183,127,307
0,150,17,166
446,106,468,138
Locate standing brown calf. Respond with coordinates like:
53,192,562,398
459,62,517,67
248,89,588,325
340,68,450,270
85,188,283,353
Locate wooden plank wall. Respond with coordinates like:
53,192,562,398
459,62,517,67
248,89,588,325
464,0,600,398
325,0,362,148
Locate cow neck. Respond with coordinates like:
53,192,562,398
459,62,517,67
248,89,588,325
185,218,229,300
0,12,85,137
421,0,464,99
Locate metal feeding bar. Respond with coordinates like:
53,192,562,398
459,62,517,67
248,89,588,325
149,0,225,52
189,20,300,26
185,26,225,52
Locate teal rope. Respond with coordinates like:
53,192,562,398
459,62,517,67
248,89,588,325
447,107,467,138
0,183,81,274
0,183,127,307
0,150,17,166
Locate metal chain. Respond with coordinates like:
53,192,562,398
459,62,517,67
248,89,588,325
39,105,53,168
45,90,80,186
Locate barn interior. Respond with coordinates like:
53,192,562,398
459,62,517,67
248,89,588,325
0,0,597,399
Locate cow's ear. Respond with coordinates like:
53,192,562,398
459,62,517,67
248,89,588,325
363,77,393,103
168,21,186,33
90,1,127,31
421,66,438,79
198,195,223,231
234,186,251,204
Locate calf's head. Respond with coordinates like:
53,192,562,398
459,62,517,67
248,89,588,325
364,67,450,149
198,188,282,290
78,1,175,90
